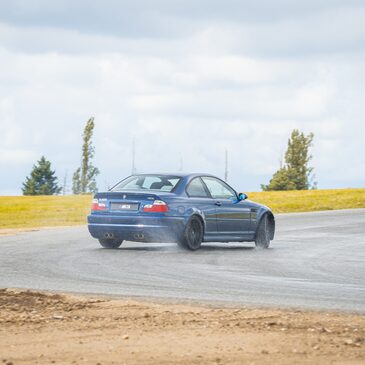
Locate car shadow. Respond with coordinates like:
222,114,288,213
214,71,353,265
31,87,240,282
110,244,257,252
199,245,255,251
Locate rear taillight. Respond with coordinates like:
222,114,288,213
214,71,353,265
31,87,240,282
143,200,169,213
91,198,107,211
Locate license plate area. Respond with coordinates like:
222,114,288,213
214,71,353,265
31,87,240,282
110,202,139,211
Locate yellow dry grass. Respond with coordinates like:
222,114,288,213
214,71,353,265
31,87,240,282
0,188,364,229
248,188,365,213
0,195,92,229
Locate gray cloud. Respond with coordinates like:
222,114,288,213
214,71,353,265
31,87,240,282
1,0,365,56
2,1,363,32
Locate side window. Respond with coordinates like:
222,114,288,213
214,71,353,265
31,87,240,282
201,177,236,199
186,178,209,198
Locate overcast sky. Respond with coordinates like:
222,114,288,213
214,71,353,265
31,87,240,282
1,0,365,195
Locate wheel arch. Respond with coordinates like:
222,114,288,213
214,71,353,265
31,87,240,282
189,213,205,234
255,210,275,240
178,211,205,250
186,209,206,236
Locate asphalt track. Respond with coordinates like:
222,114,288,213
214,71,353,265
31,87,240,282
1,209,364,312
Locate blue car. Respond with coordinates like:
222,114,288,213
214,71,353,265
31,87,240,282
87,173,275,250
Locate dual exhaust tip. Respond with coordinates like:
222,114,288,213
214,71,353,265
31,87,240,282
104,232,145,240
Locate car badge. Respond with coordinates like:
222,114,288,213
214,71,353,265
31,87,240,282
123,194,127,199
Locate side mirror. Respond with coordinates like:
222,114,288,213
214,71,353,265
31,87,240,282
238,193,248,201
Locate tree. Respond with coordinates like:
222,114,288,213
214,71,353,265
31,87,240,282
22,156,61,195
262,167,297,191
72,117,99,194
262,129,316,191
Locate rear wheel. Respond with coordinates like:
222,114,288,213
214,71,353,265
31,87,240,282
98,239,123,249
255,215,271,249
178,216,203,251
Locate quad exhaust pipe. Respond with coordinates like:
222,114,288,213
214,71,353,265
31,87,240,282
104,232,114,239
104,232,144,240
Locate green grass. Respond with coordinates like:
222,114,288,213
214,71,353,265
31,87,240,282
0,188,364,229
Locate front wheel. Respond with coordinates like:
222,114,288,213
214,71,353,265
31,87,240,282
178,216,203,250
255,215,271,249
98,239,123,249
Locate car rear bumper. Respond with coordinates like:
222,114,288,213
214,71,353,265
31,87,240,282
87,214,185,242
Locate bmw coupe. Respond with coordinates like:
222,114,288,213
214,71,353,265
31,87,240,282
87,173,275,250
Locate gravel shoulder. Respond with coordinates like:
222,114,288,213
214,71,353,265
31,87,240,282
1,289,364,365
0,225,83,236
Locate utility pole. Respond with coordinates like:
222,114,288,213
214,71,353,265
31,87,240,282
131,138,136,175
279,147,284,169
224,149,228,182
62,170,68,195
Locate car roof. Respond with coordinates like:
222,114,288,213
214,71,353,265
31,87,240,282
131,172,216,178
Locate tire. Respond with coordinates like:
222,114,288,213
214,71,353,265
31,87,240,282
98,239,123,249
255,215,271,249
178,216,204,251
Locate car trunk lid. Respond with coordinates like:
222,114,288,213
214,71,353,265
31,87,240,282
92,191,171,214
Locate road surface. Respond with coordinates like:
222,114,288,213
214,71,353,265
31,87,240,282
1,209,364,312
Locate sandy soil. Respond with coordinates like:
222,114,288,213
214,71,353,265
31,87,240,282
0,289,364,365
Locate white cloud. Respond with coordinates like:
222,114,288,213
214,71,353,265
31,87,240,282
0,148,38,165
0,1,364,194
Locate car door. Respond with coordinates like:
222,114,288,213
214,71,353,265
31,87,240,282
185,177,217,233
201,176,251,235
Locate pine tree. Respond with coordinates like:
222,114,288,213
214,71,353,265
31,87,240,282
262,129,316,191
22,156,61,195
72,117,99,194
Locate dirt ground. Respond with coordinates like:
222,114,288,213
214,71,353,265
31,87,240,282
0,289,364,365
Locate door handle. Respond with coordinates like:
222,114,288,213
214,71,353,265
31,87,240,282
215,201,222,206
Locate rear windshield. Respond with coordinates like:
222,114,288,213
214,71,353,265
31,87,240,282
111,175,181,192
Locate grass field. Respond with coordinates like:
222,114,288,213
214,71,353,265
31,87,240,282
0,195,92,229
0,188,364,229
248,188,365,213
